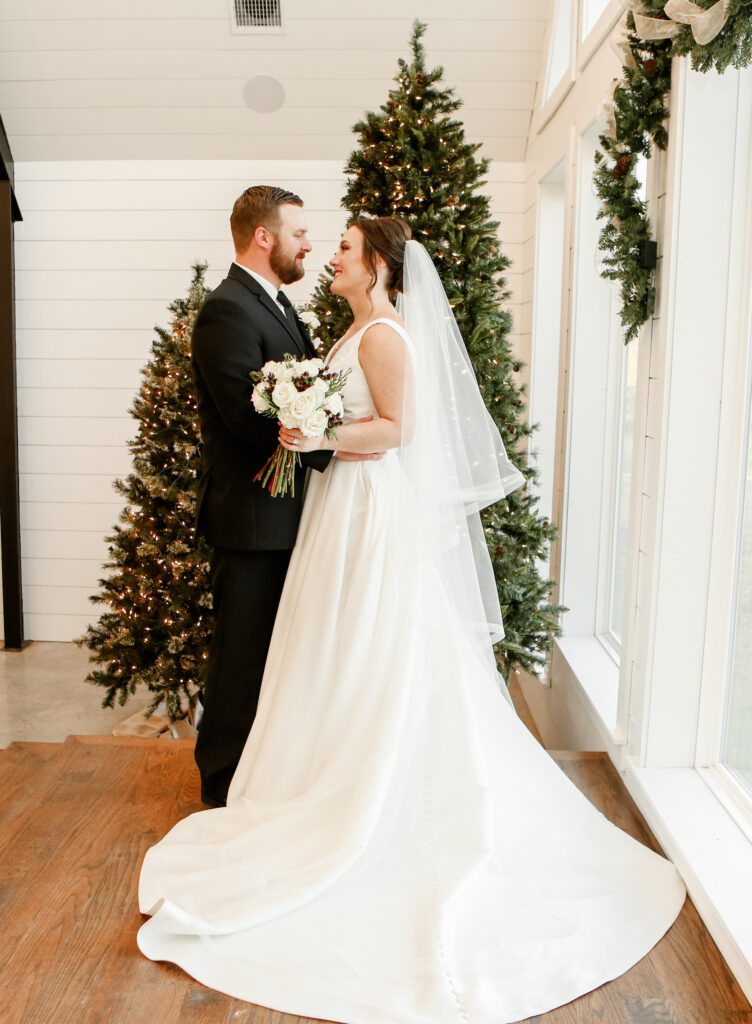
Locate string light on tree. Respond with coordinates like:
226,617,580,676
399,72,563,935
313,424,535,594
77,264,214,721
308,19,564,681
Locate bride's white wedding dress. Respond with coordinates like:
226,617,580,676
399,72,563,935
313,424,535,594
138,310,685,1023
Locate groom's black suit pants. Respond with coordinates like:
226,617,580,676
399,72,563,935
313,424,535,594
194,546,291,804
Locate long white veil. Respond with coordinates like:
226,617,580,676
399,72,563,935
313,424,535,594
396,240,524,663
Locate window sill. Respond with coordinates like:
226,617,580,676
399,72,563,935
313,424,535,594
536,635,752,998
555,633,620,736
550,637,752,1000
531,70,575,137
624,763,752,1004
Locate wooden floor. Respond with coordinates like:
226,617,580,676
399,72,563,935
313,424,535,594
1,732,750,1024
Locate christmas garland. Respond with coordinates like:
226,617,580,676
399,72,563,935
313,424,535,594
594,2,752,343
630,0,752,71
593,24,672,344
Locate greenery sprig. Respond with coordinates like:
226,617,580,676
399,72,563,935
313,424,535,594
657,0,752,72
595,4,752,343
593,19,672,344
309,21,565,681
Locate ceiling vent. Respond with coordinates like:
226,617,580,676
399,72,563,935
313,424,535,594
231,0,284,33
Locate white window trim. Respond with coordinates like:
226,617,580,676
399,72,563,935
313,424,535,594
558,121,613,638
530,158,568,582
532,0,577,134
556,634,620,735
637,65,743,770
555,120,638,732
594,308,633,650
577,0,624,72
617,61,752,1001
695,68,752,797
538,59,752,1002
624,763,752,1002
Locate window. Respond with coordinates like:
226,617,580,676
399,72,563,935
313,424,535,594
605,339,639,645
543,0,573,103
530,158,567,579
581,0,611,40
722,308,752,796
560,123,642,660
602,158,646,648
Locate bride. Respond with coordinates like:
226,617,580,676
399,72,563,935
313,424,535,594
138,217,686,1024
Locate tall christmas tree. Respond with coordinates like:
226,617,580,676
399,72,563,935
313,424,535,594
77,265,214,719
310,21,563,680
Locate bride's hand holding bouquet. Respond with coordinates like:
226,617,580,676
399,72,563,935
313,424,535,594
251,355,349,497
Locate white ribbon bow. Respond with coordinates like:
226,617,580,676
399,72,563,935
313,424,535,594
620,0,729,45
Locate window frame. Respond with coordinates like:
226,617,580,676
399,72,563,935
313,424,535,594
533,0,576,133
530,157,568,583
577,0,623,72
694,68,752,822
560,119,638,660
597,333,640,652
528,41,752,1002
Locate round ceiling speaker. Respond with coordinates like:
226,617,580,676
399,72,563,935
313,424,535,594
242,75,286,113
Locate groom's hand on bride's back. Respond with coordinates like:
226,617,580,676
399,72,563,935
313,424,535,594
335,417,384,462
335,451,383,461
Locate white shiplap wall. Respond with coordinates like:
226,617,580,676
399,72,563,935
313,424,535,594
0,0,548,163
10,158,526,642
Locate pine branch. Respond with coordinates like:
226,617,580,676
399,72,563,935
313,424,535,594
75,263,213,720
309,19,564,680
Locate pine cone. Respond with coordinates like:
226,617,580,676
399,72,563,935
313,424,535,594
612,154,631,179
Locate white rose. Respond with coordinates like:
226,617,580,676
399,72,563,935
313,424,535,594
273,363,296,383
311,377,328,395
292,386,319,420
324,392,343,416
301,408,329,437
298,358,325,375
278,407,303,430
298,310,320,330
271,381,298,409
252,386,269,413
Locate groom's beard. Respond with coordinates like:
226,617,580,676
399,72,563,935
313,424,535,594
270,241,305,285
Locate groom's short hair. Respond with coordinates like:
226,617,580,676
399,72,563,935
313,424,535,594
231,185,303,251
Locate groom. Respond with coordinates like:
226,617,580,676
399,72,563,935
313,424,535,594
191,185,338,807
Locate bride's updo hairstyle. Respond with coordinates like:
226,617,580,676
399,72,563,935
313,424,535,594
351,216,412,296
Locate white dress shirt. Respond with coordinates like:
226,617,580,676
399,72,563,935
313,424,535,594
232,261,286,314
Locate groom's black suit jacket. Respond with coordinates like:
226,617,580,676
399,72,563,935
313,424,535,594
191,263,332,551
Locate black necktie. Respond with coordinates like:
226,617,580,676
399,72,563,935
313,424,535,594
276,290,295,323
277,290,306,350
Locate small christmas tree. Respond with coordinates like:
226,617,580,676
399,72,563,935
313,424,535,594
310,21,563,679
77,264,213,719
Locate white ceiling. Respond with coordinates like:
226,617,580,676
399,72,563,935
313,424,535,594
0,0,552,164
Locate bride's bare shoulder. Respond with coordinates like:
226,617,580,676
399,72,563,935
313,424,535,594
361,316,406,341
358,321,410,374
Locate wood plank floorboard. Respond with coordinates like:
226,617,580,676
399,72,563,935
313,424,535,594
0,741,64,827
507,676,545,747
0,733,749,1024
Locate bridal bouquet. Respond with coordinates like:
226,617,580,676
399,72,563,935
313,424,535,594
251,355,348,497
